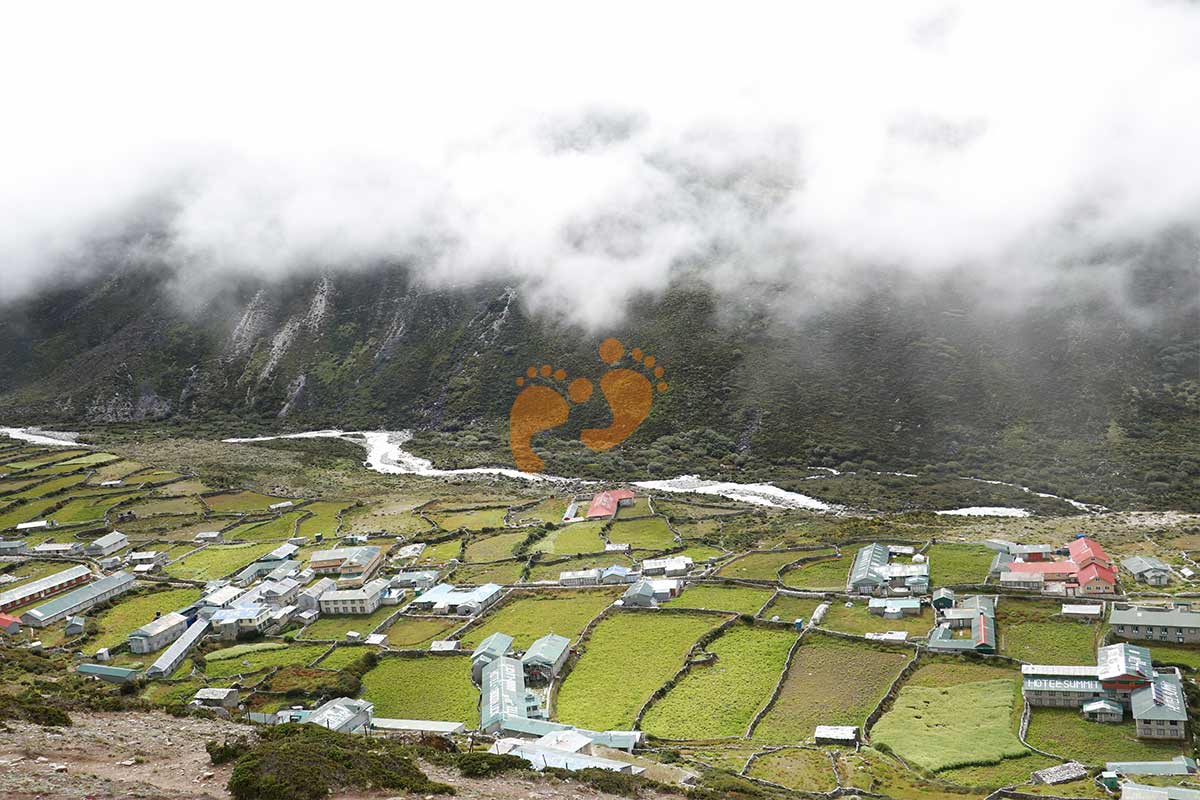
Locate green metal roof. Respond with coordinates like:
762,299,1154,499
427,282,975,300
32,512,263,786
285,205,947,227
523,633,569,666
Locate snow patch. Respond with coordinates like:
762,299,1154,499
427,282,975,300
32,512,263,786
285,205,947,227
935,506,1031,518
633,475,834,511
0,427,86,447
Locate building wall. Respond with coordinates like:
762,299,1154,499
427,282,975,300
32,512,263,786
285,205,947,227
1135,719,1188,739
1023,689,1099,707
1112,623,1200,644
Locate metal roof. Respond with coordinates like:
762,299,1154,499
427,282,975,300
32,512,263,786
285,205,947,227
1098,643,1154,682
481,656,532,732
320,578,388,603
1123,555,1171,575
472,632,514,661
523,633,570,666
1022,664,1099,677
88,531,128,549
1022,677,1104,693
1106,756,1197,776
1082,698,1124,714
849,543,891,586
130,611,187,639
1131,673,1188,722
147,617,209,677
1110,604,1200,628
23,572,133,623
0,564,90,606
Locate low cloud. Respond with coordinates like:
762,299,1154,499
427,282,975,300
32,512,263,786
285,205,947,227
2,1,1199,327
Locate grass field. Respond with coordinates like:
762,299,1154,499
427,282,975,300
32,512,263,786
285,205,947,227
927,544,995,585
526,554,636,582
202,490,287,513
294,501,352,539
663,584,775,615
872,679,1028,771
313,646,373,671
821,602,935,637
642,624,797,739
512,497,570,525
298,604,396,640
203,643,330,677
56,452,121,467
89,587,203,651
451,560,525,585
432,507,508,531
1149,643,1200,670
531,522,607,556
384,615,461,648
205,641,286,661
753,635,910,743
607,517,677,551
718,550,813,581
416,537,464,564
122,496,206,517
556,611,721,731
999,600,1100,665
463,531,526,562
780,556,848,590
50,492,140,525
360,656,479,726
459,590,617,649
1025,707,1190,764
165,542,280,581
747,749,839,793
938,754,1060,790
676,543,726,563
839,748,991,800
224,512,306,541
0,497,62,529
760,594,824,622
4,475,87,500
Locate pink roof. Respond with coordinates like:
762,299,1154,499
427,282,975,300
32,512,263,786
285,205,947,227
1068,537,1110,566
1006,561,1078,575
0,613,20,627
1077,563,1116,586
586,489,636,520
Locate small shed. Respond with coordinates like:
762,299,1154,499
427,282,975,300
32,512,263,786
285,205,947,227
1082,698,1124,723
814,725,858,746
193,687,240,709
1062,603,1104,620
0,613,21,635
932,588,956,611
76,664,139,685
65,616,87,636
430,640,459,653
1031,762,1089,785
523,633,570,682
622,580,657,608
471,631,514,682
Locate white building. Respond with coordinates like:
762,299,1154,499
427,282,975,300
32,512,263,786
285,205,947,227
319,578,389,615
128,612,188,654
559,568,602,586
85,531,128,557
642,556,693,577
297,577,336,611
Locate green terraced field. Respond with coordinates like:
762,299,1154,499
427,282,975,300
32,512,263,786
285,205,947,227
642,624,797,739
663,584,775,615
360,656,479,726
459,589,618,649
89,586,203,651
531,521,607,556
555,610,721,731
607,517,677,551
165,542,280,581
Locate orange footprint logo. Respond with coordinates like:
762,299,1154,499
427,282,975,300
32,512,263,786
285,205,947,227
508,338,668,473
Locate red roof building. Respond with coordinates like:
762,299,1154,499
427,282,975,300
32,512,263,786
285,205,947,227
1077,563,1117,595
585,489,636,520
1067,537,1112,570
1006,561,1079,580
0,613,21,634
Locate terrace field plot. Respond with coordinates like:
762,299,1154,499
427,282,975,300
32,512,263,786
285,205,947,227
295,501,353,539
676,543,726,563
383,615,461,649
747,748,839,793
299,604,397,640
120,495,206,518
202,643,330,678
672,518,723,542
556,611,723,731
313,646,373,671
341,504,434,536
0,478,44,496
511,497,571,526
821,600,935,638
641,624,797,739
718,550,819,581
652,499,745,520
0,497,70,530
752,635,910,743
361,656,479,726
147,478,212,496
780,555,849,590
872,679,1028,772
663,584,775,615
88,460,147,484
451,560,525,585
88,586,203,651
526,553,637,582
164,541,280,581
49,492,141,525
607,517,677,551
415,537,464,564
3,474,87,500
2,450,88,470
55,452,120,468
1150,643,1200,671
459,589,618,649
1026,707,1190,764
430,506,509,531
0,560,72,591
837,748,991,800
927,544,994,585
201,490,288,514
224,512,307,541
760,593,824,622
531,521,606,556
463,531,526,562
998,599,1100,665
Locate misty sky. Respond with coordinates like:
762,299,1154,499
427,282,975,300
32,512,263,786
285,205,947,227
2,1,1199,326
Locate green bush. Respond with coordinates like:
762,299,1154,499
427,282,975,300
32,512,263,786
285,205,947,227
227,724,453,800
454,752,530,778
207,736,250,765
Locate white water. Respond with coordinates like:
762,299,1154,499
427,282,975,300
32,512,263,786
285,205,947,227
0,427,85,447
962,476,1107,513
936,506,1031,518
221,428,833,509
